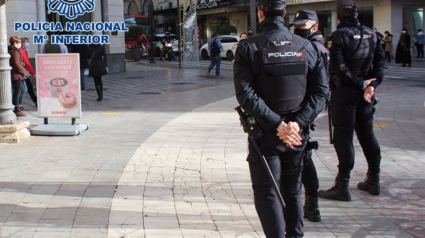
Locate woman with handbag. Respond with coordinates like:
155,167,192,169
8,36,26,117
19,37,37,109
88,44,108,101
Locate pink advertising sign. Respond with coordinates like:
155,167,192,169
36,54,82,118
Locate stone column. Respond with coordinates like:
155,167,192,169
0,1,30,143
0,2,16,125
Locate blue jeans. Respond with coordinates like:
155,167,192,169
208,54,221,76
19,80,28,106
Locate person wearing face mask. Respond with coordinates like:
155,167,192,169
382,31,393,62
19,37,37,109
318,0,386,202
289,10,329,223
395,28,411,67
8,36,27,117
233,0,328,236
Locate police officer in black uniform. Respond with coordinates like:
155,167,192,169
289,10,330,223
318,0,386,201
233,0,329,236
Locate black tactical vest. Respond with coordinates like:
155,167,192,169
337,26,377,76
255,35,308,114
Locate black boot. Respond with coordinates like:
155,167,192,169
304,195,321,222
358,171,380,195
318,176,351,201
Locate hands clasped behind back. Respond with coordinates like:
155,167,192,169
276,121,302,148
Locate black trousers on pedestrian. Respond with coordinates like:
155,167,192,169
247,128,305,238
25,77,37,104
12,80,23,106
330,85,381,178
385,52,391,62
93,76,103,98
416,44,424,58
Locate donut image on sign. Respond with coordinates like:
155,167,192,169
59,92,78,108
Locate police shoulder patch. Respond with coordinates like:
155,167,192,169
327,41,332,49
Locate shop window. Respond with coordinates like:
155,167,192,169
46,3,91,33
128,1,140,15
317,11,332,41
412,8,424,35
357,8,373,29
210,17,230,34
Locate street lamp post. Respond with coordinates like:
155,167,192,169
148,0,155,64
250,0,257,34
0,1,16,124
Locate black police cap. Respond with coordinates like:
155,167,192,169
257,0,286,8
289,10,319,27
337,0,357,17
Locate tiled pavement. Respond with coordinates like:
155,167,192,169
0,58,424,237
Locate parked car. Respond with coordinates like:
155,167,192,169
200,35,240,61
153,33,179,56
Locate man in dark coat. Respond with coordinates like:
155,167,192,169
71,44,89,90
395,28,411,67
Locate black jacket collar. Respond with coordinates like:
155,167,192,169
308,31,324,42
337,18,360,29
259,16,288,33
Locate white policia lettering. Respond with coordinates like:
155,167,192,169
268,52,300,57
353,34,372,40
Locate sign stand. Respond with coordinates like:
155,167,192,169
30,118,88,136
29,53,88,136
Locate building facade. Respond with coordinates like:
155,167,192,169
124,0,424,56
286,0,425,57
5,0,126,73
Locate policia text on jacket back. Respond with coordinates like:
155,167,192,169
318,0,386,202
233,0,329,237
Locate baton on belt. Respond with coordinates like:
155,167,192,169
327,100,333,144
235,106,286,209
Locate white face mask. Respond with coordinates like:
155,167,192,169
402,31,406,34
16,43,22,49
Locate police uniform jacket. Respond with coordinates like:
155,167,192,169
308,31,329,72
234,16,329,132
327,19,386,90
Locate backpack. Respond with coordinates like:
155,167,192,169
210,38,221,56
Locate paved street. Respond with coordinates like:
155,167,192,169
0,57,424,238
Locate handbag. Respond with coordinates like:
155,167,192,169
88,52,95,66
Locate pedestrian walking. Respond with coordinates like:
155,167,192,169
382,31,393,62
8,36,27,117
88,44,108,101
207,33,224,77
415,29,424,58
289,9,330,223
234,0,329,236
42,32,68,54
19,37,37,109
318,0,386,202
71,43,89,90
395,28,411,67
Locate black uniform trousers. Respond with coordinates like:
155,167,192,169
301,144,319,197
330,85,381,178
248,128,305,238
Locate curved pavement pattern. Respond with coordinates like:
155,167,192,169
0,61,424,238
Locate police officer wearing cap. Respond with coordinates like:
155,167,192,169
233,0,328,236
289,10,330,223
318,0,386,201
